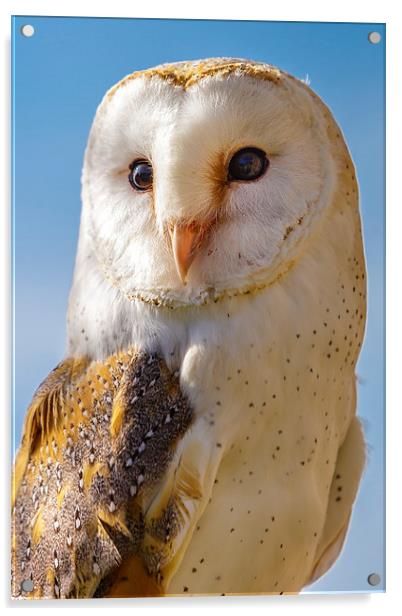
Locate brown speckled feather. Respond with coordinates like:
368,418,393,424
12,350,193,599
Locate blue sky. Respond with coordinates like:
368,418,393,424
12,16,385,594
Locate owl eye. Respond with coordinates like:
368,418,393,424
228,147,269,182
128,160,153,191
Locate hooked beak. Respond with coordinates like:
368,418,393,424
168,222,208,283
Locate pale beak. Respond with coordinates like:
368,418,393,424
169,223,206,283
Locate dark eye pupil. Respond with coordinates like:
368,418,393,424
129,160,153,190
228,147,269,181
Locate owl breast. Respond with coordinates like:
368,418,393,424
149,198,366,594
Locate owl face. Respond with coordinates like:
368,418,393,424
82,59,337,307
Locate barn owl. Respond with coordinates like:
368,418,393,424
12,57,367,599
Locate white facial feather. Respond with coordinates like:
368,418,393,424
68,59,338,350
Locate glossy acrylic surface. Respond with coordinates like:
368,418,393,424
12,16,385,594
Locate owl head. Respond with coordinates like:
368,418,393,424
72,57,346,315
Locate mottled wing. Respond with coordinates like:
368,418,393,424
140,418,224,593
11,350,193,599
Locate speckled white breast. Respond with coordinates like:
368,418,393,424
163,198,366,595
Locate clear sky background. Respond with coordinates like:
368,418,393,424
12,16,385,594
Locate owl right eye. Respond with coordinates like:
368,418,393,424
228,147,269,182
128,160,153,191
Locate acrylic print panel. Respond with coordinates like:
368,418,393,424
11,16,385,598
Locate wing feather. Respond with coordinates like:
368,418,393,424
11,350,194,599
307,416,366,585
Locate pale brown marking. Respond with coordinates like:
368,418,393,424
207,149,230,212
107,59,283,101
102,556,163,598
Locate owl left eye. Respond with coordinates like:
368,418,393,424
128,160,153,191
228,147,269,182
